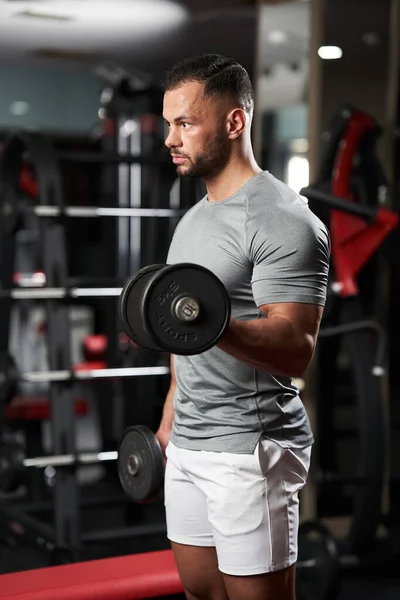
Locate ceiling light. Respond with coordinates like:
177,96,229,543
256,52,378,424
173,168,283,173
9,101,31,116
318,46,343,60
267,30,288,45
15,1,187,26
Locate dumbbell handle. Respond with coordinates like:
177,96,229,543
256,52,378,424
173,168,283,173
172,295,201,323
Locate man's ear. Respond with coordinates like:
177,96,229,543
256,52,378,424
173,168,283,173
226,108,246,139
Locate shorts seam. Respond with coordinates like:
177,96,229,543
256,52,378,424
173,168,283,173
282,468,291,561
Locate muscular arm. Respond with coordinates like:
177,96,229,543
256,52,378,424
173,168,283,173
217,302,324,378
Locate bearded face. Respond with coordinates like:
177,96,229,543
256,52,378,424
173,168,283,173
163,81,233,179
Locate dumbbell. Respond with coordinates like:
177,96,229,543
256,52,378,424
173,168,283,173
119,263,231,355
118,425,164,503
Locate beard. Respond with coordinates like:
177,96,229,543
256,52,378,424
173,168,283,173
174,129,231,178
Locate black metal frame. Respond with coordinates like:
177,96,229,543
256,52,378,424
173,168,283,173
0,129,181,561
0,133,82,552
318,302,386,555
302,104,390,555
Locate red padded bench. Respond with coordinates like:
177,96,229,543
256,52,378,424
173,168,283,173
0,549,184,600
5,396,89,421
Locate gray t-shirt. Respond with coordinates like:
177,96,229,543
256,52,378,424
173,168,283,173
167,171,330,453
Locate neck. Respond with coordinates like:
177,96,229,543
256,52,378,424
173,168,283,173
205,145,262,203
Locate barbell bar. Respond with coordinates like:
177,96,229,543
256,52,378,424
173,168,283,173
19,366,170,384
1,287,123,300
23,450,118,469
300,186,377,221
32,206,185,218
57,151,171,167
0,445,118,492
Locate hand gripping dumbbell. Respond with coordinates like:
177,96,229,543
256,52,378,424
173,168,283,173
118,263,231,355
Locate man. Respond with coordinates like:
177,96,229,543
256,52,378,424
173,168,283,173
156,54,330,600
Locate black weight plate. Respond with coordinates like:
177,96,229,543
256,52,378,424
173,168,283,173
0,183,22,236
296,521,340,600
118,425,164,503
142,263,231,355
0,353,18,405
119,265,164,352
0,436,24,491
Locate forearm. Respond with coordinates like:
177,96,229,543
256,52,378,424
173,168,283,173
218,315,315,377
159,383,175,431
158,355,175,432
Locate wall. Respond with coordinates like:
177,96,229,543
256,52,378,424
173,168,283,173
0,61,101,134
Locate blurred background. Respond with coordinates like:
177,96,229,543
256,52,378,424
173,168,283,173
0,1,400,599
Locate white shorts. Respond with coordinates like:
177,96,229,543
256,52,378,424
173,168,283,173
164,438,311,576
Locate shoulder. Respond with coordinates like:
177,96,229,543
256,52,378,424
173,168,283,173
245,172,329,242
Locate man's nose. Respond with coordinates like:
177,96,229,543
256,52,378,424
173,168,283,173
165,126,182,149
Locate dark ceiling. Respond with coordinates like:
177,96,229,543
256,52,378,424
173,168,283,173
323,0,391,71
0,0,259,80
147,0,258,78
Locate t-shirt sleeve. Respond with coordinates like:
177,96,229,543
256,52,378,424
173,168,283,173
246,206,331,307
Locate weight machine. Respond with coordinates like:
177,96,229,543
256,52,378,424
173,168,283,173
302,104,399,562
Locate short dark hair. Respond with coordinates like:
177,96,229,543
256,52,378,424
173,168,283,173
163,54,254,112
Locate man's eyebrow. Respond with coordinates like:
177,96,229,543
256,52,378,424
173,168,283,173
163,114,194,123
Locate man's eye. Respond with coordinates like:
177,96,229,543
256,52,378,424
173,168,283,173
182,122,191,128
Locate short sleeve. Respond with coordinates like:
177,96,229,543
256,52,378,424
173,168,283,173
247,209,330,307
